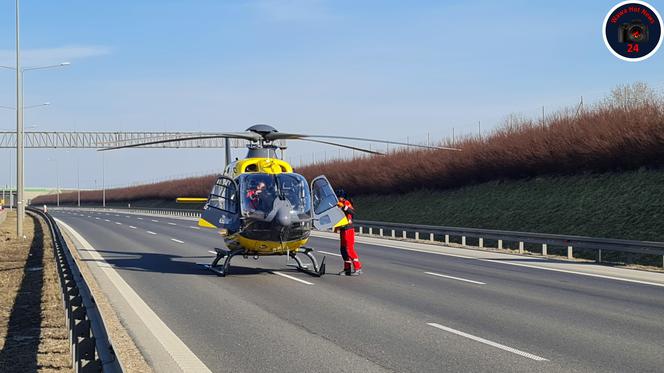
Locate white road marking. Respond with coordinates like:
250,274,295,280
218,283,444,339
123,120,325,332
129,226,137,229
168,222,177,226
171,238,184,244
87,216,92,218
104,219,110,222
115,214,120,217
318,250,342,257
427,323,548,361
147,231,157,235
424,271,486,285
137,217,143,220
480,259,664,288
115,222,122,225
54,219,213,373
151,219,159,223
271,271,314,285
207,250,217,255
95,217,100,220
189,226,201,230
314,233,664,288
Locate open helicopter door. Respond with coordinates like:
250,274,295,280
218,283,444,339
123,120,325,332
199,176,240,232
310,175,347,230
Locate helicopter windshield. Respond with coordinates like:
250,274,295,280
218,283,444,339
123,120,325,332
239,173,311,217
240,174,277,216
276,173,311,216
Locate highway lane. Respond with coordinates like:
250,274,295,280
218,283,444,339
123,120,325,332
51,209,664,372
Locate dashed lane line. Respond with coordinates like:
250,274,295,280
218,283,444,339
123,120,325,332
424,271,486,285
318,250,342,257
270,271,314,285
147,231,157,235
171,238,184,244
427,323,548,361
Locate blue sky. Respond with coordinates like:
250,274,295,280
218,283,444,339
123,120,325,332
1,0,663,190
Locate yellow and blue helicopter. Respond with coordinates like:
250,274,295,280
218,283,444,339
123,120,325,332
102,124,457,276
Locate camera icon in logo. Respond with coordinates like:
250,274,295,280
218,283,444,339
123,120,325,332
603,1,663,61
618,20,649,43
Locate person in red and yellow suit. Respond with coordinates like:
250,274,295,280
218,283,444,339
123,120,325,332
335,189,362,276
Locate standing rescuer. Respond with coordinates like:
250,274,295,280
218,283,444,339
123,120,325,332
335,189,362,276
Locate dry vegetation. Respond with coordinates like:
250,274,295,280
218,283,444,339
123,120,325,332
33,82,664,204
0,211,70,372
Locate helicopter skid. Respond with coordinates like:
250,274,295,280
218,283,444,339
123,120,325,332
288,247,326,277
204,247,245,277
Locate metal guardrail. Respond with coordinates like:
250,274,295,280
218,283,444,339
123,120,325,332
51,206,664,267
29,207,123,372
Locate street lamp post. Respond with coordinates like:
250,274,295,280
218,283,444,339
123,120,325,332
1,0,69,237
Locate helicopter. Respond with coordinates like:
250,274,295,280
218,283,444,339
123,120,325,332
101,124,458,277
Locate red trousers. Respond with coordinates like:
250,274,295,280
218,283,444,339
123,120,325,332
340,228,362,271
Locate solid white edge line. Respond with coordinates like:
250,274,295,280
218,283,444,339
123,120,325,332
424,271,486,285
147,231,157,235
318,250,342,257
54,218,213,373
427,323,548,361
480,259,664,288
271,271,314,285
171,238,184,244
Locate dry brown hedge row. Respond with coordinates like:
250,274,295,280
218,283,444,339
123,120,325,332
33,86,664,204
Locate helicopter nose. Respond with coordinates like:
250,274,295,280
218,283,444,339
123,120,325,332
275,205,292,226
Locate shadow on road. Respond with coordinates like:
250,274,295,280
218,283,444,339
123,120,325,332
79,249,274,276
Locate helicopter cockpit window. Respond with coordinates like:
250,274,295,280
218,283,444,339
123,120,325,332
276,173,311,216
240,174,277,215
207,177,238,213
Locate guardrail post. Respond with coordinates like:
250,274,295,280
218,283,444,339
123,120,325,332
359,227,363,234
597,249,602,263
391,229,395,238
430,233,434,242
415,232,419,240
479,237,483,248
542,244,548,256
461,236,466,246
567,246,573,259
402,230,407,239
519,241,524,254
368,227,373,235
379,228,383,236
498,240,503,250
444,234,449,244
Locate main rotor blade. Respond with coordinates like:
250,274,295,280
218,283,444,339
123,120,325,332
97,132,261,151
300,139,385,155
265,132,460,151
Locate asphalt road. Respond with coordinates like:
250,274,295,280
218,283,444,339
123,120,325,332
50,209,664,373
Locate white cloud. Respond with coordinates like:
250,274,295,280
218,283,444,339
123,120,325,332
0,45,110,67
250,0,334,22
